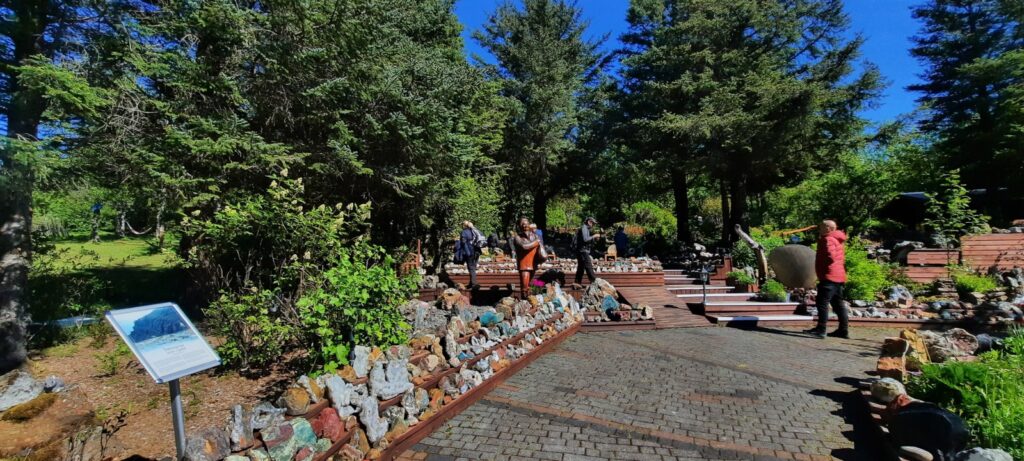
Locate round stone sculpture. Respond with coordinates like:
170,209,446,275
768,244,817,289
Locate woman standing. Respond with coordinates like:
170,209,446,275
513,217,540,299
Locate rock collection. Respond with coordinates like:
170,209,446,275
578,278,654,323
183,283,584,461
866,329,1016,461
844,279,1024,326
443,257,663,275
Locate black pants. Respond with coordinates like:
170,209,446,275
815,281,849,331
575,251,596,284
466,255,479,287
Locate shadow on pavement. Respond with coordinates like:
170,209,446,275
810,377,888,461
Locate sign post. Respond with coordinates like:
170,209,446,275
105,303,220,461
169,379,186,459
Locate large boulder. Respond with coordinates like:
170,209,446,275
920,329,979,362
768,245,816,289
0,370,43,412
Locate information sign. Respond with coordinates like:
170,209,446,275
105,302,220,384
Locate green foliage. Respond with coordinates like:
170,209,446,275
844,238,890,301
907,328,1024,459
726,271,756,286
910,0,1023,191
29,238,110,321
475,0,609,228
731,229,785,270
620,0,881,233
443,174,503,236
207,288,297,370
623,201,676,242
951,267,1001,297
296,243,416,373
759,280,788,302
94,342,130,377
924,170,990,247
762,153,897,234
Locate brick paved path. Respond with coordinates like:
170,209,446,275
405,327,892,461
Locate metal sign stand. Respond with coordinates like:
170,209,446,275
169,379,186,460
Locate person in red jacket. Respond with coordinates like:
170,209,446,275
804,219,850,339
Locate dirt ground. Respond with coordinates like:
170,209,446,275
2,334,301,460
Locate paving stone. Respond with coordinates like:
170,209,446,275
416,327,892,460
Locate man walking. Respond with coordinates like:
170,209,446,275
459,221,484,288
805,219,849,339
574,217,602,284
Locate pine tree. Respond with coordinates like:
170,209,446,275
619,0,880,242
1,0,137,373
910,0,1023,190
474,0,609,229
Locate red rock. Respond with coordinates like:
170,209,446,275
316,407,345,442
877,356,907,381
262,423,294,449
339,444,364,461
294,446,314,461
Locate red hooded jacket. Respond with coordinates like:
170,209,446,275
816,230,847,283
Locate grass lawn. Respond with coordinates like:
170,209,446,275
32,236,188,323
51,236,180,270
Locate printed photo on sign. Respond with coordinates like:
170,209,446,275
106,303,220,383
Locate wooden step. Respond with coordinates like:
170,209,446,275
709,314,814,325
676,293,755,302
667,285,736,292
701,302,802,315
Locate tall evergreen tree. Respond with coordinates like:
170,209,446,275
475,0,609,229
1,0,137,373
620,0,880,242
910,0,1023,190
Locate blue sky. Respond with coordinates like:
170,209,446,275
455,0,924,125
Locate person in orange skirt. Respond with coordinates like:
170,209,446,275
513,217,540,299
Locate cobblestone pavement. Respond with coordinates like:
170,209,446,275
403,327,893,461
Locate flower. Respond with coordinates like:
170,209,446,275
531,280,545,287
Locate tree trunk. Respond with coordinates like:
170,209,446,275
729,178,750,242
719,180,731,245
532,193,548,231
91,212,101,243
1,2,47,372
156,198,166,249
671,168,691,243
116,211,127,238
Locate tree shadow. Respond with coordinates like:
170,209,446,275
810,377,888,461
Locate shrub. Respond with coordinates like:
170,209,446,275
208,288,298,370
844,238,889,301
726,271,756,285
731,228,785,270
759,280,788,302
951,267,1000,297
907,328,1024,459
296,243,416,373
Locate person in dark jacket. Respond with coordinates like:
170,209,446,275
804,219,849,339
614,226,628,258
459,221,483,288
574,217,602,284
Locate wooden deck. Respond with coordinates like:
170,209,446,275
618,285,713,329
